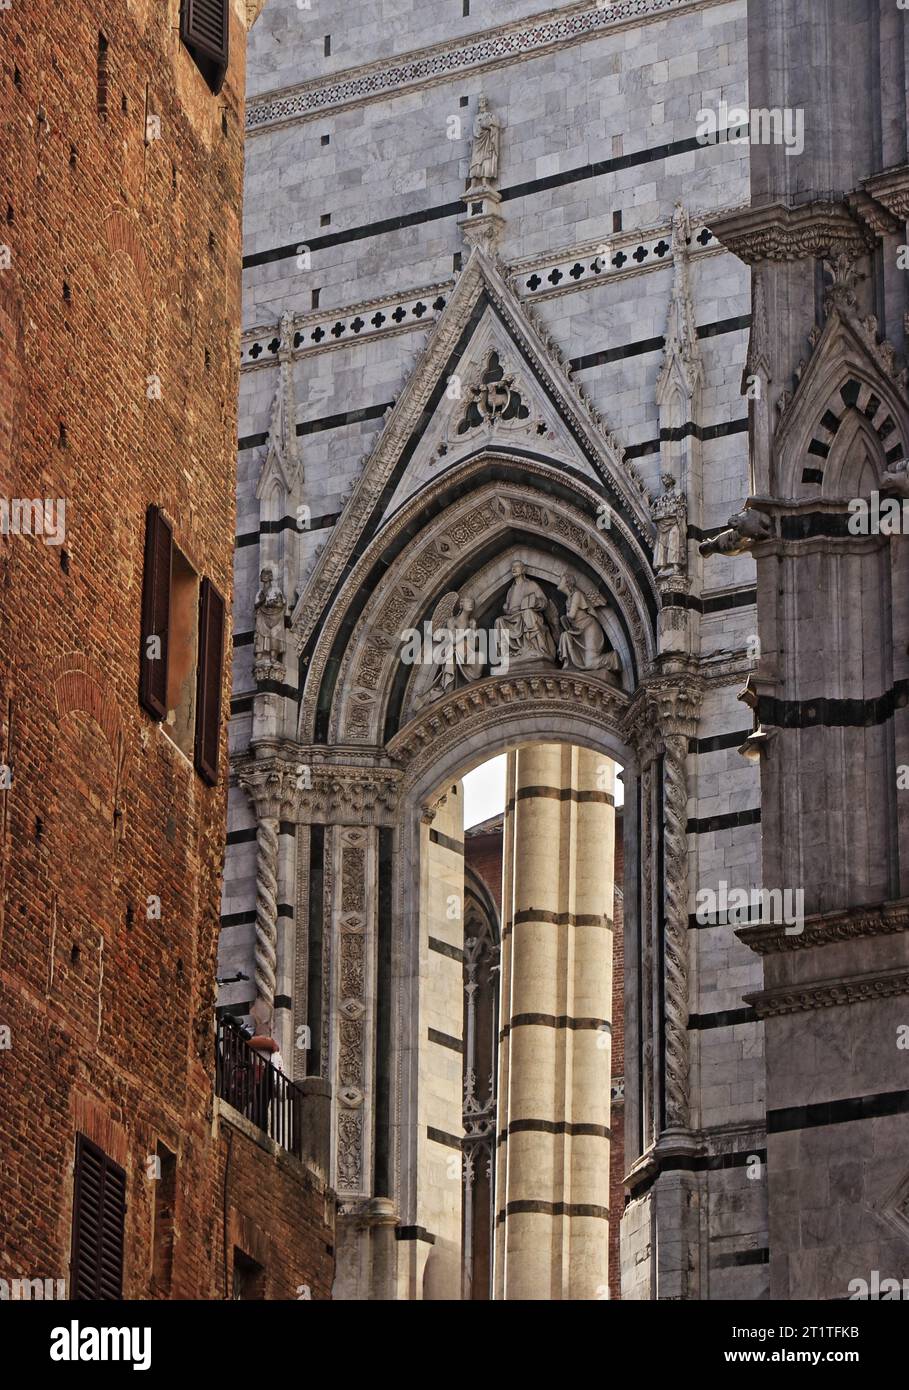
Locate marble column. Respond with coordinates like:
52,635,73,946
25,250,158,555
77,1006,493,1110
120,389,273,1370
494,743,615,1300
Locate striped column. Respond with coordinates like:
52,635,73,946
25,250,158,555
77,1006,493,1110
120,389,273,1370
494,744,615,1300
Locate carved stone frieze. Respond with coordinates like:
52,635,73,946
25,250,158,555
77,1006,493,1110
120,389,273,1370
709,200,874,265
334,827,370,1195
736,899,909,956
745,967,909,1019
235,755,402,826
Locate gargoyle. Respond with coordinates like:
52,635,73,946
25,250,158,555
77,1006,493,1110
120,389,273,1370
700,509,773,558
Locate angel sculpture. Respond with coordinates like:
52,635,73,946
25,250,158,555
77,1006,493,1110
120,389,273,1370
557,573,621,675
424,592,486,703
493,561,558,669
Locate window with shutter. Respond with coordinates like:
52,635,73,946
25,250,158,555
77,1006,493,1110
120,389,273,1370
194,577,225,785
71,1134,126,1300
139,505,172,721
180,0,229,94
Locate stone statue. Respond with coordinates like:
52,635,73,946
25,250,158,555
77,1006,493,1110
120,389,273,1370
557,573,621,675
493,561,558,668
424,592,486,703
469,96,501,186
254,567,287,674
700,509,773,558
651,473,688,578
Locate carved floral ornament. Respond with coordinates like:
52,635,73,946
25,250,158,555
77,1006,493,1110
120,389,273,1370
236,758,402,825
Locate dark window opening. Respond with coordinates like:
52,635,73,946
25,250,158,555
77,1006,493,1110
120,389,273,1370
613,209,623,233
139,506,225,783
96,34,109,119
320,213,331,227
151,1144,177,1293
323,34,331,57
71,1135,126,1300
320,133,330,146
232,1248,265,1300
180,0,229,95
311,287,321,309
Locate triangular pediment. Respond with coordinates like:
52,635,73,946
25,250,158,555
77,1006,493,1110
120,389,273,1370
291,247,654,644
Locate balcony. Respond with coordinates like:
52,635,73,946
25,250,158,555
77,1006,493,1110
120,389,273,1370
215,1017,305,1159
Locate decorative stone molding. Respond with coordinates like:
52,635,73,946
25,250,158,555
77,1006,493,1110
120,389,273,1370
246,0,719,133
389,671,630,779
709,200,874,265
628,677,701,1131
862,164,909,222
335,827,370,1195
736,899,909,956
241,284,452,370
235,754,402,826
744,967,909,1019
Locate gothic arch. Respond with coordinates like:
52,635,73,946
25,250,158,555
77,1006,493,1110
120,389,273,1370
296,452,657,746
774,308,909,499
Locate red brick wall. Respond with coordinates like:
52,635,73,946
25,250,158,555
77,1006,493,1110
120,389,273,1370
0,1,332,1301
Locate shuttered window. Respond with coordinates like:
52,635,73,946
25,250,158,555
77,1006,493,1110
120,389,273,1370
139,505,172,721
194,577,225,785
180,0,229,93
70,1135,126,1300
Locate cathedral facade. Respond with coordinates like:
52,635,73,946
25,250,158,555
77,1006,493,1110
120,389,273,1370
222,0,909,1300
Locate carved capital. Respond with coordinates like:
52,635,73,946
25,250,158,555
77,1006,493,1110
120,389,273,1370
237,758,299,821
709,200,873,265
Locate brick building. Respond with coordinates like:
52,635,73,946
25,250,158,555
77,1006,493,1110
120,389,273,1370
0,0,333,1301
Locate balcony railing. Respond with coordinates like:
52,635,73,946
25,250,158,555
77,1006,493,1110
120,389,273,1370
215,1017,304,1159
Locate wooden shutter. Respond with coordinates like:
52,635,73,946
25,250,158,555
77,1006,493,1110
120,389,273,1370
181,0,229,68
194,577,225,785
139,504,172,720
71,1135,126,1300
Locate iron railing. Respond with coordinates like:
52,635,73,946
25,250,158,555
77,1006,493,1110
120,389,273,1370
215,1017,304,1159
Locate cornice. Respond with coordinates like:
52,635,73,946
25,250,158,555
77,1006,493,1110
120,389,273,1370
245,0,726,135
745,966,909,1018
736,899,909,956
235,753,403,825
709,200,874,265
862,164,909,222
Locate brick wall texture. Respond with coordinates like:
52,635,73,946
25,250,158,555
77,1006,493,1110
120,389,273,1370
0,0,333,1300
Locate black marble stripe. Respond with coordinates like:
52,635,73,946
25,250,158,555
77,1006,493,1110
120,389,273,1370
244,130,742,270
220,904,294,926
498,1119,611,1142
428,1028,463,1053
689,728,753,754
757,680,909,731
395,1226,436,1244
427,1126,462,1150
626,1147,768,1200
662,586,757,615
496,1199,609,1224
500,1014,611,1039
428,827,464,855
297,402,393,435
713,1248,770,1269
508,908,611,929
274,994,292,1011
429,935,464,962
767,1088,909,1134
688,1007,758,1030
686,807,761,835
688,910,765,930
624,417,749,460
236,512,340,549
509,785,614,807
